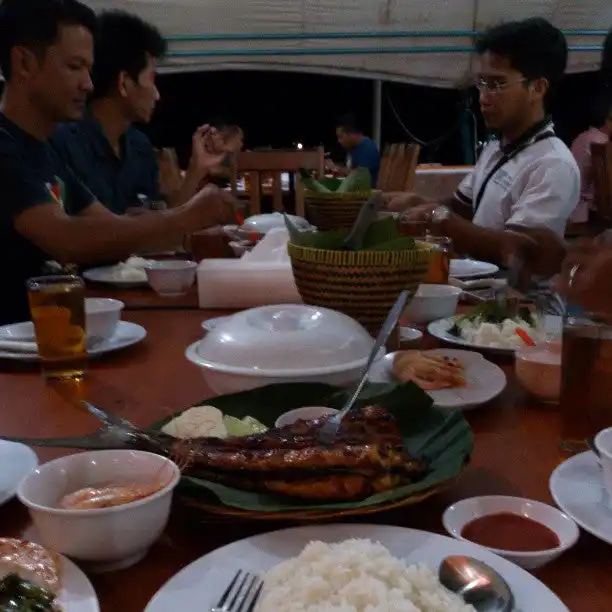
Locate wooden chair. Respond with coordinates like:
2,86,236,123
230,148,325,217
377,143,421,192
592,141,612,222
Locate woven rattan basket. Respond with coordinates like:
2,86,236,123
288,241,434,334
305,191,374,231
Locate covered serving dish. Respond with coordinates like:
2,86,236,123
185,304,376,394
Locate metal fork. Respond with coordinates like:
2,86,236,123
317,290,411,446
211,570,263,612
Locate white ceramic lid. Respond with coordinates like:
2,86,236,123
241,212,310,234
195,304,374,374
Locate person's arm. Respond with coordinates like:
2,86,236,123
432,214,566,276
386,167,475,220
5,157,236,265
167,125,228,208
15,192,233,265
420,159,577,275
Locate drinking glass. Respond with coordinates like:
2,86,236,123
559,313,612,454
422,235,452,284
27,275,87,381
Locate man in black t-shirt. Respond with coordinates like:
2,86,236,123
0,0,237,325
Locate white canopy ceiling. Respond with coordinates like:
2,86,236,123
85,0,612,87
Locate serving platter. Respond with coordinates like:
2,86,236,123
149,382,474,520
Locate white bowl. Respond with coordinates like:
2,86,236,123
185,304,377,394
442,495,579,570
85,298,124,341
145,260,197,297
403,284,462,325
275,406,339,428
17,450,180,572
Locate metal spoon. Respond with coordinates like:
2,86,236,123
317,289,410,446
439,556,515,612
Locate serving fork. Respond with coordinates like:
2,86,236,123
211,570,263,612
317,290,411,446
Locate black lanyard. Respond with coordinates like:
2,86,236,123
473,130,555,214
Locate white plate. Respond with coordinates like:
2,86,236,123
144,523,568,611
428,317,517,354
550,451,612,545
83,266,148,287
428,316,562,355
0,321,146,362
58,555,100,611
12,529,100,612
0,441,38,506
368,349,506,409
450,259,500,279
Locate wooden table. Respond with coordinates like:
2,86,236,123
0,302,610,611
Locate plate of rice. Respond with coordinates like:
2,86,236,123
144,524,568,611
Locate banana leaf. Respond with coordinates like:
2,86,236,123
298,216,415,252
148,381,473,513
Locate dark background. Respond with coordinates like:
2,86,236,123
142,68,603,166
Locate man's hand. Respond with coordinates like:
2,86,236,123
181,184,238,231
188,124,229,180
385,192,429,213
556,240,612,316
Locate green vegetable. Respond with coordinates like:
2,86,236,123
449,302,536,337
241,415,269,433
298,168,332,193
222,415,268,436
337,167,372,193
0,574,57,611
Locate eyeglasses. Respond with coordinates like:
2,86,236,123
473,77,527,94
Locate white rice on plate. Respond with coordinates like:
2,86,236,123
257,539,476,612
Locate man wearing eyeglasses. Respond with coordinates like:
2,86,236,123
388,18,579,278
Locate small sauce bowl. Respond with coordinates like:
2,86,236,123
443,495,579,570
515,338,562,403
275,406,339,428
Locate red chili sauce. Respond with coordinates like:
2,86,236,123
461,512,560,552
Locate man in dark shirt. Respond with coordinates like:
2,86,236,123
0,0,236,325
51,10,225,214
326,114,381,186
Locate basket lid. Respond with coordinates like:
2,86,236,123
196,304,374,372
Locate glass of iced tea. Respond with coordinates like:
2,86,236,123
422,235,452,284
27,275,87,381
559,313,612,454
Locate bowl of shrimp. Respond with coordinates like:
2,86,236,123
17,450,180,572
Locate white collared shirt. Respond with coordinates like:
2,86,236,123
455,124,580,237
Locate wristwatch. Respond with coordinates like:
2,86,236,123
430,205,452,224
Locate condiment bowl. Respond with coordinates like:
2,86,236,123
85,297,124,342
515,338,562,403
17,450,180,572
145,260,197,297
442,495,579,570
275,406,339,428
403,284,462,325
